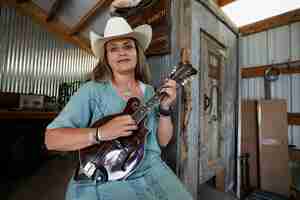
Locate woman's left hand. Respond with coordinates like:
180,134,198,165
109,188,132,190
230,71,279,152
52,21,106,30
160,79,177,109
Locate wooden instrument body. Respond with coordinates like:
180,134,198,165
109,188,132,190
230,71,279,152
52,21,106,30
79,97,148,181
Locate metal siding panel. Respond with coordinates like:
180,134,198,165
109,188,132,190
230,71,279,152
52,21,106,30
241,79,249,99
288,126,293,146
250,78,263,100
292,126,300,146
248,32,268,67
9,9,18,92
268,25,290,63
240,33,268,68
291,22,300,61
1,8,8,91
292,75,300,113
239,36,248,67
270,75,292,112
291,74,300,146
241,78,265,100
0,8,97,97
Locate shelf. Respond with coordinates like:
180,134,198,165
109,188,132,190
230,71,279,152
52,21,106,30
0,110,58,120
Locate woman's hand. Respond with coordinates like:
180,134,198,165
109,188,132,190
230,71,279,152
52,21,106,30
99,115,138,141
160,79,177,109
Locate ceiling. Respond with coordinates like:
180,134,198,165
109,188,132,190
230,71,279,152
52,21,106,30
3,0,234,55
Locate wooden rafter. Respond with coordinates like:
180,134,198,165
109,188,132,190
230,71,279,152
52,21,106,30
46,0,63,22
218,0,236,7
288,113,300,126
240,8,300,36
241,60,300,78
69,0,113,35
6,1,92,54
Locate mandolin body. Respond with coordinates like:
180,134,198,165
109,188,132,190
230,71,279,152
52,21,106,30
79,97,148,182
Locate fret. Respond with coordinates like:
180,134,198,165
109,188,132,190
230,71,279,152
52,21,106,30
132,92,161,124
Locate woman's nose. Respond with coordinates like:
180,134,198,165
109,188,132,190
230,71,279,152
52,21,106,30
118,48,128,55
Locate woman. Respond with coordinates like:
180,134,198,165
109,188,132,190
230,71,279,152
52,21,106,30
45,17,193,200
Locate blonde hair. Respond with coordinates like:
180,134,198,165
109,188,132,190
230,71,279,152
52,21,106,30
92,40,151,84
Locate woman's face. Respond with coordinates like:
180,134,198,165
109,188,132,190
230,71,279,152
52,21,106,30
105,38,137,76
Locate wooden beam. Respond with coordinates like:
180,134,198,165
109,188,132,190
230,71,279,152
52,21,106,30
241,60,300,78
11,1,92,54
218,0,236,7
16,0,29,4
289,148,300,161
46,0,63,22
240,8,300,36
215,168,225,192
69,0,113,35
288,113,300,126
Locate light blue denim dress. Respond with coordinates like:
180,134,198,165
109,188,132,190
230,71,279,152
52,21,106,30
47,80,193,200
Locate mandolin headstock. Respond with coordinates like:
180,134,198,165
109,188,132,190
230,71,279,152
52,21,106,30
169,63,197,86
169,49,198,86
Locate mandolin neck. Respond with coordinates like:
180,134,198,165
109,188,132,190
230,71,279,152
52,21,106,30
131,86,167,124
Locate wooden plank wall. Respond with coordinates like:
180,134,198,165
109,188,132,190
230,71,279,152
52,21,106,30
191,0,238,193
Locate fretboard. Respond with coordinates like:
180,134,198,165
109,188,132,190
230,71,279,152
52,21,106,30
131,86,167,124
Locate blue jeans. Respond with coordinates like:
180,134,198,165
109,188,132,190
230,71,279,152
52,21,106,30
65,152,193,200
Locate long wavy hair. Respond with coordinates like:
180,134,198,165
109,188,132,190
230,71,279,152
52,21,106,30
92,40,151,84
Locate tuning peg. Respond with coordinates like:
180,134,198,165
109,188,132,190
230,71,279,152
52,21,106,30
171,66,177,74
182,80,188,86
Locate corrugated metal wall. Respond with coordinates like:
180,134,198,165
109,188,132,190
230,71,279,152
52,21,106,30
0,7,97,98
240,22,300,146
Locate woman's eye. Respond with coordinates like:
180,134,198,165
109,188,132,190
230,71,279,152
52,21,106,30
110,47,118,52
124,44,134,50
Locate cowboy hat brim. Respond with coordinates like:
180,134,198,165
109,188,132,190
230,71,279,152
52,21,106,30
90,24,152,59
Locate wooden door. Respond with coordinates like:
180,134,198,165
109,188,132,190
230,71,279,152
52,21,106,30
199,32,226,183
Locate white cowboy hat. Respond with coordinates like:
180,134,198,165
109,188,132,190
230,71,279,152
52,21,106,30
90,17,152,58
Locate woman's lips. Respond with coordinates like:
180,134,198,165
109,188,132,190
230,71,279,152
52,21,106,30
118,58,131,63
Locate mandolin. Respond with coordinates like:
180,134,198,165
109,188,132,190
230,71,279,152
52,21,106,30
78,58,197,182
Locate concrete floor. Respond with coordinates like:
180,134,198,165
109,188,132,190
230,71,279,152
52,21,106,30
3,153,237,200
4,153,76,200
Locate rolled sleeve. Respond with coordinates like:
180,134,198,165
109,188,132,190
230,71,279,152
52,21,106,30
47,83,94,129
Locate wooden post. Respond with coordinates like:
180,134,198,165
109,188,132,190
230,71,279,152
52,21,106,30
216,167,225,192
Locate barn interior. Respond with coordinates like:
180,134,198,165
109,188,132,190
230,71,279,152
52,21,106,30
0,0,300,199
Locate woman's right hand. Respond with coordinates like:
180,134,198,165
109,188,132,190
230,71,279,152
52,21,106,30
98,115,138,141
